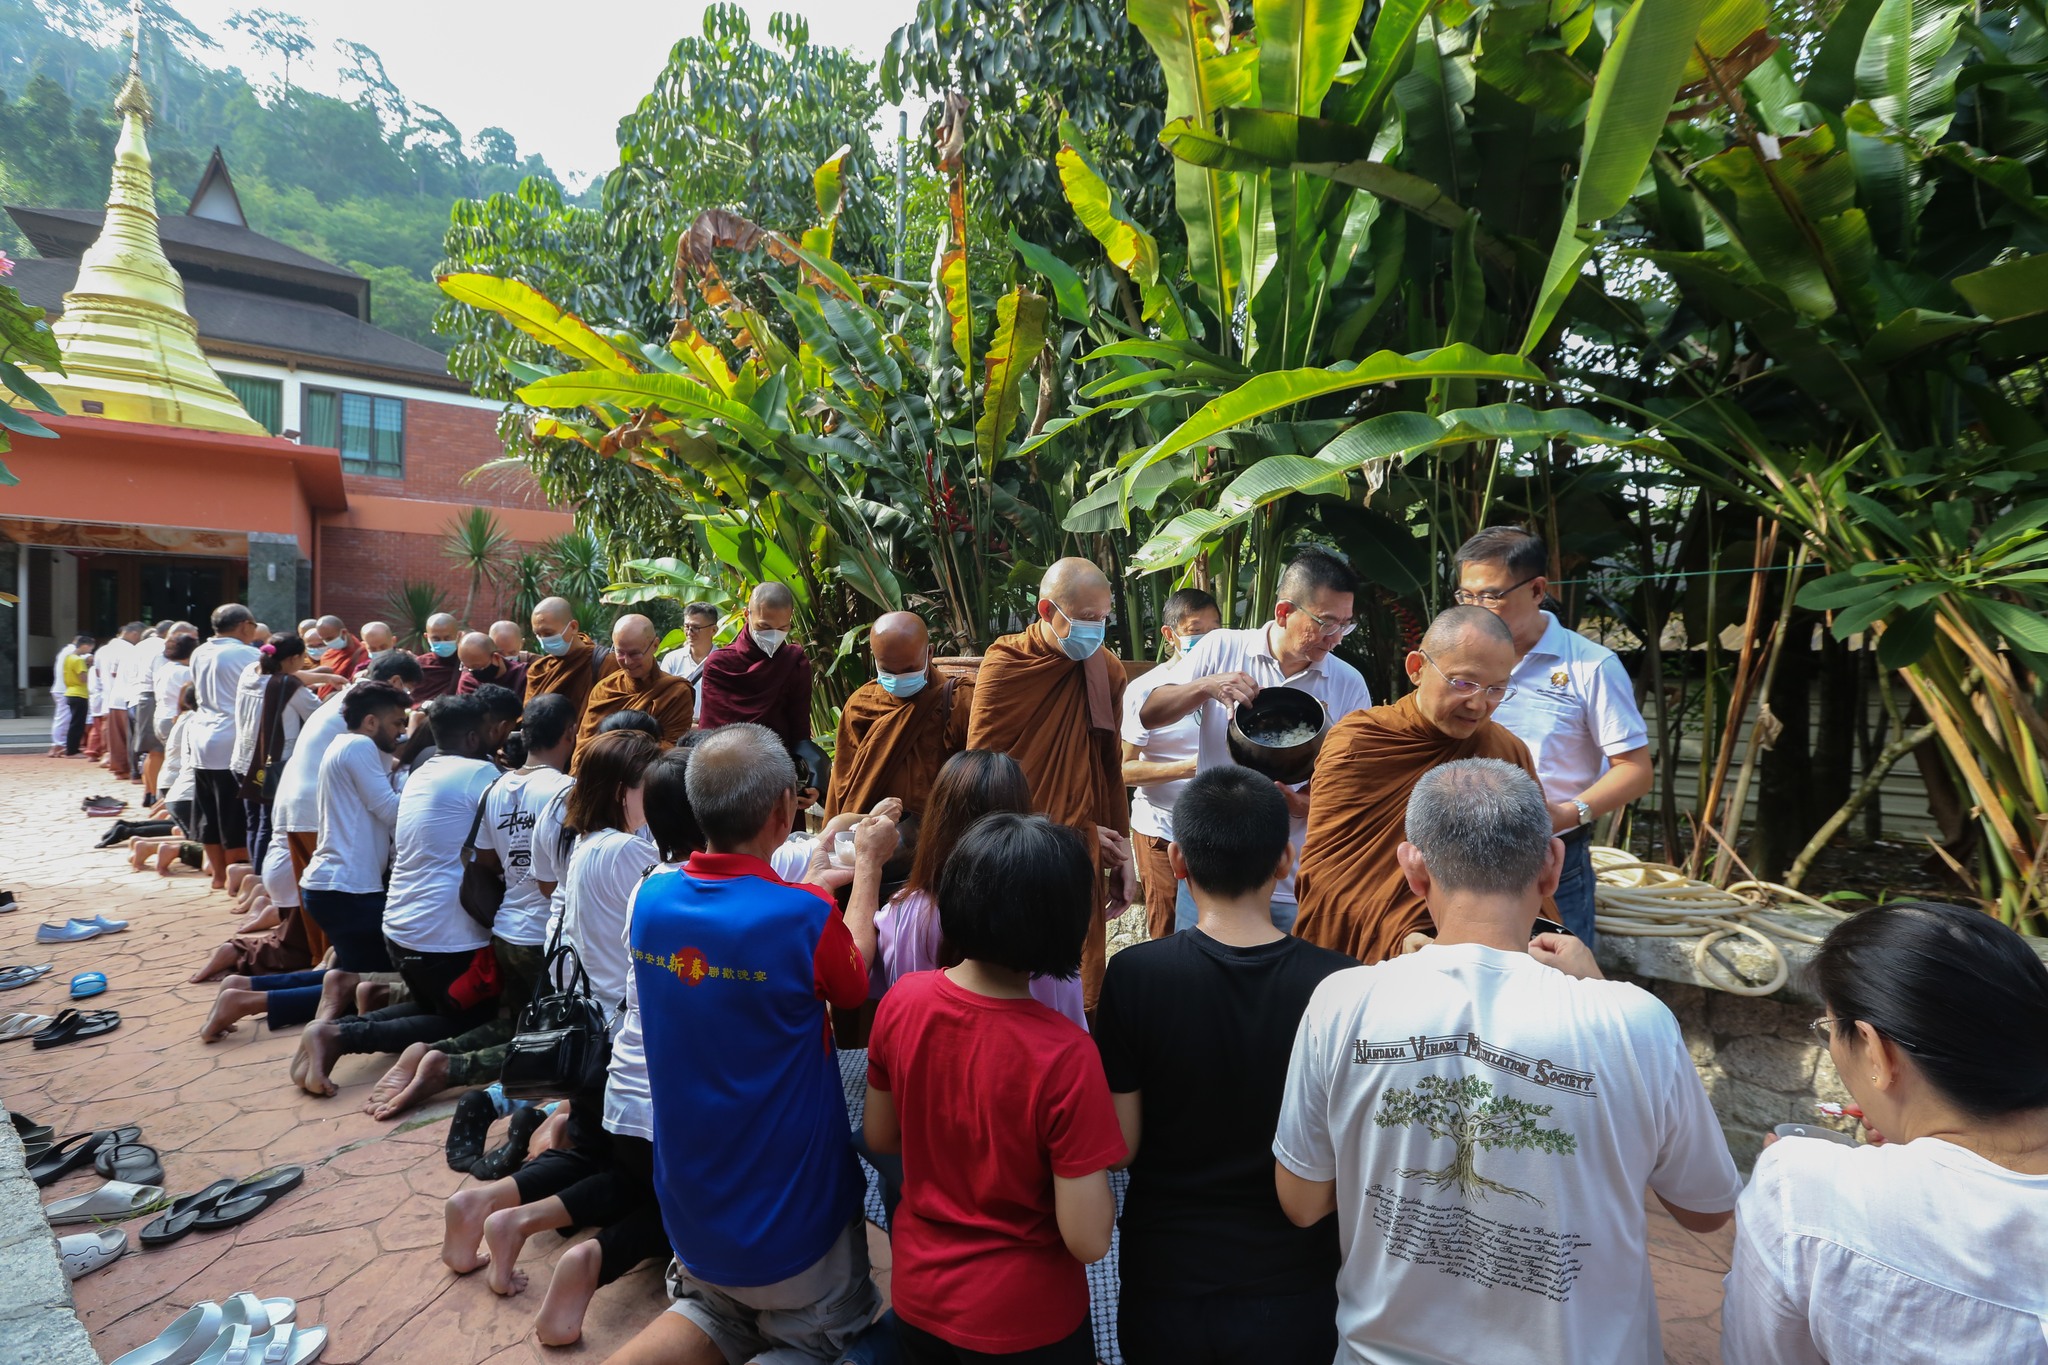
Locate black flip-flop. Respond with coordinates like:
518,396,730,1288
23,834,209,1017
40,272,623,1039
32,1008,120,1050
139,1178,239,1247
94,1141,163,1186
9,1112,53,1148
27,1124,140,1186
470,1102,547,1181
190,1166,305,1233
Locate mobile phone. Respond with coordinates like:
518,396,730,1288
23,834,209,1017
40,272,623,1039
1530,916,1570,939
1773,1123,1858,1146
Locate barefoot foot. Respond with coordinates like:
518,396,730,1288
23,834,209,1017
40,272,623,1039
364,1042,430,1117
534,1239,602,1347
483,1207,533,1296
442,1183,512,1275
296,1019,344,1096
201,987,266,1043
372,1046,451,1121
187,941,241,985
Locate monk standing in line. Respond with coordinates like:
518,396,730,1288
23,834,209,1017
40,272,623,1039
360,621,397,656
1292,606,1545,964
522,597,616,745
966,557,1134,1010
825,611,974,823
317,615,367,682
576,614,696,751
697,583,815,760
411,613,464,703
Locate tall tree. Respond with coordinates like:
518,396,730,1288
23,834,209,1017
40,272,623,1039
226,8,311,98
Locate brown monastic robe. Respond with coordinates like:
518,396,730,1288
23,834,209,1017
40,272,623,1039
965,621,1127,1009
824,670,975,822
524,631,617,740
575,666,695,754
1292,691,1542,964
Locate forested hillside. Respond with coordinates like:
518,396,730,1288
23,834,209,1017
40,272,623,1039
0,0,591,350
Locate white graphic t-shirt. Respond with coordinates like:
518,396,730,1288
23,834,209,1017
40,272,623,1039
1274,944,1741,1364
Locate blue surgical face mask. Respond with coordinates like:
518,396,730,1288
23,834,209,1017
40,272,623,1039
538,633,571,656
877,665,928,699
429,639,457,659
1054,606,1106,662
1173,629,1209,657
753,628,788,656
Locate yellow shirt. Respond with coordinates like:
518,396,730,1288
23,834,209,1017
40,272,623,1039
64,653,90,697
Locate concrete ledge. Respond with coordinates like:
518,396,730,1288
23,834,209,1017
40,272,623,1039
1592,909,1840,1008
0,1105,99,1365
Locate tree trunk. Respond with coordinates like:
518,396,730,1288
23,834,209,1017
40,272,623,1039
1812,628,1856,817
1751,618,1816,880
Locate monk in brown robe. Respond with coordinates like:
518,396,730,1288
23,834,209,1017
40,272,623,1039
411,612,463,703
826,611,974,823
316,615,367,680
523,596,617,743
455,630,526,697
575,613,695,753
966,557,1134,1009
697,582,815,760
1293,606,1545,964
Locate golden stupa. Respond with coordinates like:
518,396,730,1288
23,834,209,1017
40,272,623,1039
22,17,264,436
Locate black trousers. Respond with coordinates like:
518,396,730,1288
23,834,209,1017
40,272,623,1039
64,696,87,754
193,768,247,849
1117,1287,1339,1365
333,937,492,1055
896,1318,1093,1364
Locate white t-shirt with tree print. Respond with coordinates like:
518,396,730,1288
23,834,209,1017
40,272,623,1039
1275,943,1741,1364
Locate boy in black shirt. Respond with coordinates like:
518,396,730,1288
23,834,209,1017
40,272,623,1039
1095,765,1356,1365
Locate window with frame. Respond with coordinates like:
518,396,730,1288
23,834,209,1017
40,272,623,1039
221,373,282,435
303,387,404,478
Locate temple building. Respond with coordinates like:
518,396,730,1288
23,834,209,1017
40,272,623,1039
1,46,571,715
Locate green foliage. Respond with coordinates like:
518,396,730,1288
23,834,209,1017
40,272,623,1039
0,273,66,483
384,580,450,651
442,507,514,627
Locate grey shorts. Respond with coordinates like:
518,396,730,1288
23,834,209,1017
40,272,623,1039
664,1220,879,1365
135,698,163,754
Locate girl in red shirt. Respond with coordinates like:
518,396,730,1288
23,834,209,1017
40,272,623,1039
865,812,1127,1363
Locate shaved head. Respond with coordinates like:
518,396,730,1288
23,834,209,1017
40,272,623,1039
612,613,659,679
425,613,460,648
489,620,524,655
1409,606,1517,738
1035,556,1114,647
533,597,574,630
318,615,345,637
457,631,495,670
361,621,395,652
871,611,930,676
750,582,796,612
746,583,796,643
1420,604,1514,655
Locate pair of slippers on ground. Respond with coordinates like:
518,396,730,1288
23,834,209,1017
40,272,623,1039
84,795,129,817
0,1000,120,1047
109,1291,326,1365
35,914,128,943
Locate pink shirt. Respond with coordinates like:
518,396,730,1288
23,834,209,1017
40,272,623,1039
874,888,1087,1031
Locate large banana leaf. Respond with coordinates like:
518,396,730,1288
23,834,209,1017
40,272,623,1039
1856,0,1969,136
975,289,1052,474
1336,0,1440,127
1520,0,1713,353
518,371,779,451
1008,231,1090,325
1118,344,1546,488
803,145,852,257
1057,122,1162,290
439,273,640,374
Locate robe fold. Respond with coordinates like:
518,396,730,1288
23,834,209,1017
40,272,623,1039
696,626,815,753
522,632,617,737
824,669,975,821
410,652,462,704
1292,691,1541,964
965,622,1127,1009
320,638,368,681
575,666,696,754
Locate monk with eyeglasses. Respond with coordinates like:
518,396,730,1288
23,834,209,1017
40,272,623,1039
1292,606,1547,964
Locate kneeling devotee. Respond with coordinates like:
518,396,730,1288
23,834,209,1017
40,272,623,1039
575,613,694,752
1292,606,1542,964
825,610,973,822
966,556,1132,1010
697,582,815,758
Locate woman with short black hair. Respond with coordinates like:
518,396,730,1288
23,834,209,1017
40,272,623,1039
1722,901,2048,1362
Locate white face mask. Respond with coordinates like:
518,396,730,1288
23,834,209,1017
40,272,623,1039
753,628,788,656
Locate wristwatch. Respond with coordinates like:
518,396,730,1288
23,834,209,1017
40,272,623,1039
1573,799,1594,828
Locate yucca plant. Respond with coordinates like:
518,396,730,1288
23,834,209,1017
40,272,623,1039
442,507,514,627
384,581,451,652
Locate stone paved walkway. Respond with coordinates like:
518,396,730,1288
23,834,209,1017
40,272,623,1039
0,753,1730,1363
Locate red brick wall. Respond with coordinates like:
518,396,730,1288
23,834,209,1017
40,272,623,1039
316,525,546,634
338,398,554,510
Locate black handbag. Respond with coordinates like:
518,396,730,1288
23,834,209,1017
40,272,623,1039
457,774,508,930
499,923,613,1102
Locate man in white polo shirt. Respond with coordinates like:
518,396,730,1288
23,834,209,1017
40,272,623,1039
1453,527,1652,946
1121,587,1224,940
1138,548,1374,932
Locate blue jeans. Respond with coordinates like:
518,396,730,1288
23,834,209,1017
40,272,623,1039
248,968,329,1030
301,889,390,972
1175,881,1298,934
1553,828,1596,946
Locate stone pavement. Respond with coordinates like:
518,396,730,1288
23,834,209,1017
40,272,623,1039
0,753,1731,1363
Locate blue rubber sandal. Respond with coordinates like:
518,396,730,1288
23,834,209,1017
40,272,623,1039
69,971,107,1000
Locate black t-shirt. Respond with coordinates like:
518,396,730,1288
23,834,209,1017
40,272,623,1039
1094,928,1357,1298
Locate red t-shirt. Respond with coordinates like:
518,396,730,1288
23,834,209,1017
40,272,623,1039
867,970,1126,1351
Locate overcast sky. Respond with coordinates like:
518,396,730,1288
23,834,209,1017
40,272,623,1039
156,0,924,184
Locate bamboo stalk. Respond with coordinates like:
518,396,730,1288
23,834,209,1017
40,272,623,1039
1690,520,1778,876
1714,543,1809,885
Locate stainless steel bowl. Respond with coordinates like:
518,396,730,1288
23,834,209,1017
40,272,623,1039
1227,686,1329,786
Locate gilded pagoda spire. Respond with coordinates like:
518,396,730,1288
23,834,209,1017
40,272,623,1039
21,1,264,435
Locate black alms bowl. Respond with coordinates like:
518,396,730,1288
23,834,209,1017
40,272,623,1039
1227,685,1329,786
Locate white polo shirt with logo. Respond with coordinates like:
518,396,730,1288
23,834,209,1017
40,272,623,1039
1492,612,1648,807
1148,623,1374,904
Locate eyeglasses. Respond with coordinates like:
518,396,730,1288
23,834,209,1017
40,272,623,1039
1419,650,1517,703
1809,1016,1838,1046
684,621,717,634
1281,600,1356,640
1453,573,1540,607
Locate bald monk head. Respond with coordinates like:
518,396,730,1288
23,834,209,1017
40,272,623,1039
489,620,525,657
456,631,495,672
611,613,660,681
532,597,580,655
361,621,396,653
747,583,796,655
1406,606,1517,740
871,611,931,684
1033,557,1114,660
424,612,460,660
